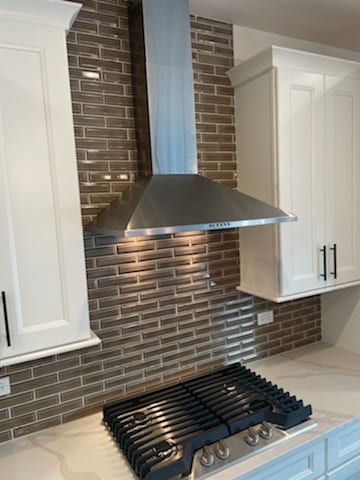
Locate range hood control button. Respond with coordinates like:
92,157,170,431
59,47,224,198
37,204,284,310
215,440,230,460
244,427,260,446
200,446,215,467
259,421,273,440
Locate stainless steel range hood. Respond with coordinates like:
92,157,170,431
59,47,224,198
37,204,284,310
87,0,296,238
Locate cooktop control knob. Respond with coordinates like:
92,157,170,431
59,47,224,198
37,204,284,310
244,426,260,446
259,421,273,440
200,445,215,467
215,440,230,460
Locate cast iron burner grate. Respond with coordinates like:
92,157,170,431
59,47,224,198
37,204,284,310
103,363,312,480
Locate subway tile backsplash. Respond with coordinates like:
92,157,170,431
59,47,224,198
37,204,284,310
0,0,321,442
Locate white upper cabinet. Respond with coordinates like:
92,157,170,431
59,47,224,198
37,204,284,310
0,0,100,366
228,46,360,302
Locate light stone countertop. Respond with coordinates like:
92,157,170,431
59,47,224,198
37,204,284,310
0,341,359,480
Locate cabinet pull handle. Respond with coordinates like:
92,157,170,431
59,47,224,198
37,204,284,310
1,291,11,347
320,246,327,281
330,243,337,279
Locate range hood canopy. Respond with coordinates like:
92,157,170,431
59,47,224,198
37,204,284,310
86,0,296,238
87,174,295,237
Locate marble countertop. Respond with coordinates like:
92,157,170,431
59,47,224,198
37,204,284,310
0,341,359,480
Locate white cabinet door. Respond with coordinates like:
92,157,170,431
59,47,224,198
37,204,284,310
325,76,360,286
327,420,360,471
326,456,360,480
0,18,91,361
277,68,326,296
236,440,325,480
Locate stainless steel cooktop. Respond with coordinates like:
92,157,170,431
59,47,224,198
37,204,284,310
103,363,314,480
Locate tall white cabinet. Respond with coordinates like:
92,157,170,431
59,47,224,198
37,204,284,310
0,0,100,366
228,47,360,302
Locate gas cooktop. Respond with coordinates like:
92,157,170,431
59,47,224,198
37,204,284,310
103,363,315,480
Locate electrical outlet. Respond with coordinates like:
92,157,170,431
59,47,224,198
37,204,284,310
257,310,274,326
0,376,10,396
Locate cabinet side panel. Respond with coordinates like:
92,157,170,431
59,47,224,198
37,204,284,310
234,70,278,298
236,70,276,203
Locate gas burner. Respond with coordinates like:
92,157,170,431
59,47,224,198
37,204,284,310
243,400,273,416
154,441,177,460
223,383,237,395
132,410,152,426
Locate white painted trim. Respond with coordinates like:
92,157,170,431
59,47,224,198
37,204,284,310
233,24,360,67
228,48,273,88
228,46,360,89
0,331,101,367
236,280,360,303
0,0,82,32
273,46,360,78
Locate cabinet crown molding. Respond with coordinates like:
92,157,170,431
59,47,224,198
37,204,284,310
228,45,360,88
0,0,81,32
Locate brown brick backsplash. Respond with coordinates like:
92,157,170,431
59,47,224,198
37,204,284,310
13,417,62,440
0,0,321,443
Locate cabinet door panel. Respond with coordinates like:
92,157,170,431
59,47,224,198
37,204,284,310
326,455,360,480
327,420,360,471
236,441,325,480
325,76,360,285
277,69,326,295
0,24,89,359
0,47,65,335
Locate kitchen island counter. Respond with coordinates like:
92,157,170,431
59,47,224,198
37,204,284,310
0,341,359,480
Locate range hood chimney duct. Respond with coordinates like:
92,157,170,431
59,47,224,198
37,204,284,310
86,0,296,237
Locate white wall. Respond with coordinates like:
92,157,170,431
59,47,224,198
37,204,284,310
322,287,360,355
233,25,360,66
